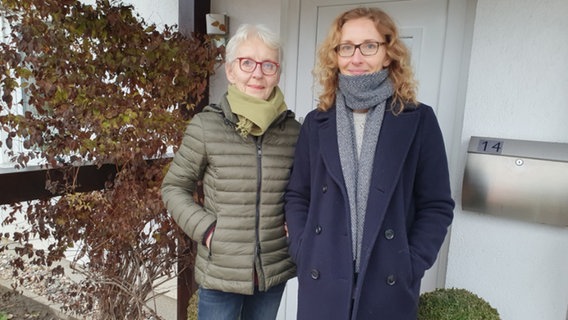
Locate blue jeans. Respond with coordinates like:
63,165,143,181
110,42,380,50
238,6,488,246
197,283,286,320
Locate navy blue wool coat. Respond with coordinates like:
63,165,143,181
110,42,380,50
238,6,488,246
285,101,454,320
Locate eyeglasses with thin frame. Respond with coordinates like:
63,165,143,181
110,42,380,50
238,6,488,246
235,57,280,76
335,41,387,57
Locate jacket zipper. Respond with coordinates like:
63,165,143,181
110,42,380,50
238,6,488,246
254,136,264,291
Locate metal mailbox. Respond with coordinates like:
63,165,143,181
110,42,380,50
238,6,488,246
462,136,568,227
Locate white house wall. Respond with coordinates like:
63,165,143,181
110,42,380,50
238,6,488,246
80,0,178,28
446,1,568,320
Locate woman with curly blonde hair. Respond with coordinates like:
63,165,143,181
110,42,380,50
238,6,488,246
285,7,454,320
314,7,418,112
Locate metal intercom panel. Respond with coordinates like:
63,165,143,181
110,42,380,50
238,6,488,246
462,136,568,227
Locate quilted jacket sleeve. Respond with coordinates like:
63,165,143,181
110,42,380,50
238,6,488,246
161,115,216,243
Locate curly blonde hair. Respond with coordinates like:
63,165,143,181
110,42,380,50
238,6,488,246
313,7,418,112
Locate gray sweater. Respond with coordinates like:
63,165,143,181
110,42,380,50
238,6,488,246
161,95,300,294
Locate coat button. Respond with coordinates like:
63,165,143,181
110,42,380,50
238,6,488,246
384,229,395,240
311,269,320,280
322,185,328,193
386,274,396,286
315,225,322,234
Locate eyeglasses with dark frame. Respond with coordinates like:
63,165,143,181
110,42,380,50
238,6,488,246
335,41,387,57
235,57,280,76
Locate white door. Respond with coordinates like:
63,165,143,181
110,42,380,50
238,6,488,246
279,0,473,319
286,0,448,118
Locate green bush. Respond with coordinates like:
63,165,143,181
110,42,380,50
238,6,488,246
418,288,500,320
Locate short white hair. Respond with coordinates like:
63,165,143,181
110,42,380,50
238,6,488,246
224,24,282,64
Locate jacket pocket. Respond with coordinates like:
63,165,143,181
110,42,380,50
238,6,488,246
207,228,216,259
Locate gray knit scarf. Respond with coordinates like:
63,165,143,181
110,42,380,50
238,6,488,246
336,69,394,272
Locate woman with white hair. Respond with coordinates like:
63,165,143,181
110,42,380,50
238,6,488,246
162,24,299,319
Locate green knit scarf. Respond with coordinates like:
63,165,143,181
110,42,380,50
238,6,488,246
227,84,287,137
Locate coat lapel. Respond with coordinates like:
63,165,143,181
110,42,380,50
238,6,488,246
360,108,420,262
317,108,345,188
315,106,421,276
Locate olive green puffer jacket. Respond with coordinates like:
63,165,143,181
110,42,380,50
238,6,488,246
161,95,300,295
